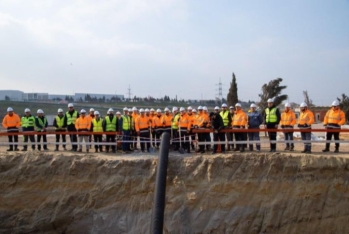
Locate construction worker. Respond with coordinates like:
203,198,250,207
116,111,121,119
128,108,135,150
211,107,225,154
149,108,156,147
87,108,95,149
247,104,263,151
103,108,118,153
66,103,79,151
75,109,91,152
297,102,314,153
2,107,21,151
232,103,248,152
91,111,103,153
152,109,163,149
264,98,281,152
323,100,346,153
220,103,232,151
178,107,191,153
35,109,49,151
131,107,139,150
280,103,297,151
228,106,235,150
161,107,172,135
192,107,206,153
21,108,36,151
119,107,132,153
53,108,67,151
135,108,151,152
187,106,195,150
202,106,211,151
171,107,180,150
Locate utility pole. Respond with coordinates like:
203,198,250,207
127,85,132,101
215,77,223,104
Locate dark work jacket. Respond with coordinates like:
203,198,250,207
210,113,224,131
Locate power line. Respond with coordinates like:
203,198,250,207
215,77,223,101
127,85,132,100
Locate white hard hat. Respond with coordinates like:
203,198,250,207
108,108,114,112
203,106,208,111
221,103,228,107
90,108,95,112
145,108,150,112
332,100,339,106
198,106,203,110
128,108,132,112
80,109,86,113
116,111,121,115
37,109,44,114
139,108,145,112
267,98,274,103
187,106,192,110
68,103,74,108
229,106,234,109
164,107,169,112
192,109,197,112
132,107,137,111
58,108,63,113
172,107,178,112
107,111,110,114
156,109,162,113
94,111,100,115
180,107,185,111
300,102,307,108
123,107,128,111
250,103,257,108
24,108,30,113
7,107,13,112
235,103,241,107
150,108,155,112
284,103,291,108
214,106,220,110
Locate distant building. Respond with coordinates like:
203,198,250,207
23,93,49,101
0,90,24,101
74,93,124,102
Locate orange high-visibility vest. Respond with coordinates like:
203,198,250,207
324,108,346,125
232,110,247,126
280,110,296,126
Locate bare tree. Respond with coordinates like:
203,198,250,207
303,90,314,106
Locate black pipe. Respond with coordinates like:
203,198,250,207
151,132,170,234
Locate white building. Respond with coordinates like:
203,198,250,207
0,90,24,101
74,93,124,101
22,93,49,101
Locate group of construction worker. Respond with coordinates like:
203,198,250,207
1,99,346,153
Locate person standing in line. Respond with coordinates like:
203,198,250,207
53,108,67,151
66,103,79,151
178,107,191,153
210,107,225,154
231,103,248,152
128,108,135,150
297,102,315,153
202,106,212,151
119,107,131,153
131,107,139,150
91,111,104,153
103,108,118,153
171,107,180,151
220,103,233,151
323,100,346,153
192,107,206,153
21,108,36,151
87,108,95,149
247,104,263,151
135,109,151,152
152,109,163,149
35,109,49,151
75,109,91,152
161,107,173,135
2,107,21,151
264,98,281,152
280,103,297,151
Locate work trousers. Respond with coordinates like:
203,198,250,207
106,132,116,152
122,130,131,151
37,131,48,150
197,133,205,151
140,131,150,152
204,132,211,150
213,132,225,153
154,129,162,148
93,134,103,151
248,128,260,150
179,129,190,153
23,131,35,150
283,130,294,148
7,129,19,150
233,127,246,150
172,129,179,150
67,125,78,150
266,124,277,150
325,127,340,149
301,131,312,151
55,130,66,149
78,135,89,150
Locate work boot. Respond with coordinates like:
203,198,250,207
322,143,330,152
256,145,261,152
334,147,339,153
290,145,294,151
284,146,290,151
233,148,239,152
63,146,67,151
7,148,13,152
249,145,253,151
38,146,41,151
301,147,307,153
95,149,99,153
14,148,19,151
21,147,27,152
78,149,82,152
54,148,59,151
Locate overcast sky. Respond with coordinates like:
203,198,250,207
0,0,348,105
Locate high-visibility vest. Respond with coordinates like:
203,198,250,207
265,108,277,123
66,111,78,125
135,116,149,132
232,110,247,126
105,116,117,131
298,110,315,125
21,116,35,128
121,115,131,130
280,110,296,126
92,118,103,132
324,109,346,125
75,117,90,130
153,115,163,128
220,111,229,126
35,117,47,131
55,116,65,130
172,113,180,130
178,114,190,130
2,114,21,128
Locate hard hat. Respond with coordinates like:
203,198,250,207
94,111,100,115
235,103,241,107
192,109,197,113
198,106,203,110
58,108,63,113
187,106,192,110
156,109,162,113
221,103,228,107
172,107,178,112
68,103,74,108
24,108,30,113
108,108,114,112
123,107,128,111
203,106,208,111
145,108,150,112
37,109,44,114
139,108,145,112
150,108,155,112
214,106,220,110
250,103,257,108
116,111,121,115
180,107,185,111
164,107,169,112
89,108,95,112
267,98,274,103
332,100,339,106
128,108,132,112
284,103,291,108
229,106,234,109
80,109,86,113
132,107,137,111
300,102,307,108
7,107,13,112
107,111,110,114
